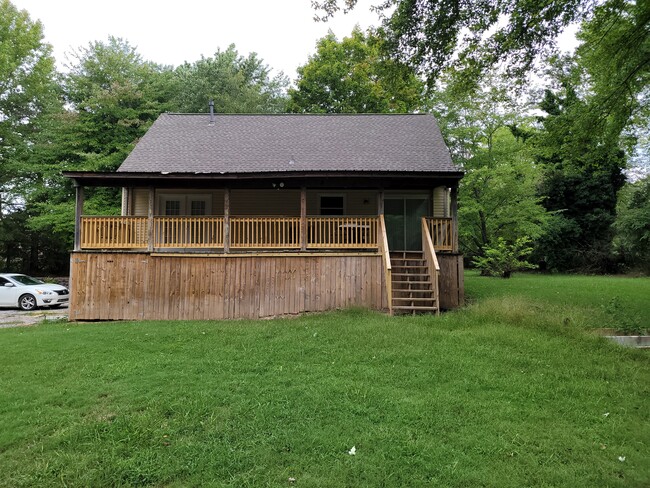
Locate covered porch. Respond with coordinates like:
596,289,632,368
65,171,463,319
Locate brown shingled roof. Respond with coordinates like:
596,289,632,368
117,113,459,175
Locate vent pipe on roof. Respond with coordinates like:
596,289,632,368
209,100,215,125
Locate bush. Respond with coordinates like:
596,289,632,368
472,237,536,278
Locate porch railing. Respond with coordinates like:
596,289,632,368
79,216,455,252
231,217,301,249
80,216,148,249
79,215,381,251
424,217,455,252
154,217,224,248
307,216,378,249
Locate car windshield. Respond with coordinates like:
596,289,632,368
10,275,44,285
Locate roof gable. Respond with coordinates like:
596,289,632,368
117,113,459,175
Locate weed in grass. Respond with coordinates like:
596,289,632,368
602,296,646,335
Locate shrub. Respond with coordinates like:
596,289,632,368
472,237,536,278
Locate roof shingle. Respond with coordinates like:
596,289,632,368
117,113,459,175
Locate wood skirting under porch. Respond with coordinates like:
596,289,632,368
69,251,464,321
69,252,389,321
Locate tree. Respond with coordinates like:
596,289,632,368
288,27,424,113
0,0,59,273
171,45,288,114
64,36,174,172
614,176,650,273
312,0,592,86
430,77,548,259
16,38,175,274
575,0,649,143
533,58,626,272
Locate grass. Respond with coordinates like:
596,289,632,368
0,275,648,487
465,270,650,334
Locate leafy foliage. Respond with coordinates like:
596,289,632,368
0,0,60,273
533,58,627,272
472,237,536,278
431,77,549,259
171,45,288,113
288,27,424,113
313,0,591,87
614,176,650,273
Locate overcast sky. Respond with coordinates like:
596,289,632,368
12,0,381,80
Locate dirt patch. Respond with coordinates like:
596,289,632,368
0,306,68,329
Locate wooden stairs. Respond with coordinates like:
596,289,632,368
390,251,439,315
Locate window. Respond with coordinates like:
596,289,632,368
165,200,181,216
190,200,207,216
158,194,212,216
320,195,344,215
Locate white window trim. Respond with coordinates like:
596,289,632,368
318,193,346,216
157,193,213,216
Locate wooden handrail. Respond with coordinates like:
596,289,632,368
230,216,301,249
80,216,148,249
421,217,440,315
79,215,382,251
154,216,224,248
307,216,378,249
378,214,392,315
424,217,454,252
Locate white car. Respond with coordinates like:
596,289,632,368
0,274,70,311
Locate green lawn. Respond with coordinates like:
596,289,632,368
465,270,650,333
1,274,648,487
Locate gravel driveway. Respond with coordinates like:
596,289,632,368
0,306,68,329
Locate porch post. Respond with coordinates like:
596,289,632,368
147,186,155,252
121,187,128,215
450,186,458,253
300,187,307,251
73,183,84,251
377,190,384,215
224,188,230,253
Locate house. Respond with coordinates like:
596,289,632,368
64,113,463,320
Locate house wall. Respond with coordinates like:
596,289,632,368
69,252,388,321
129,188,449,217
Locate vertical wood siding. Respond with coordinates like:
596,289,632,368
437,253,464,310
69,252,387,321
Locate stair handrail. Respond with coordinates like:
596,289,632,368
421,217,440,315
378,214,392,315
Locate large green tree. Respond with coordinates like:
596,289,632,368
20,38,175,273
0,0,59,273
171,45,288,113
313,0,592,86
614,176,650,273
533,59,626,272
430,77,548,259
288,27,424,113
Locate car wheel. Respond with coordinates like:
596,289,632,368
18,294,37,311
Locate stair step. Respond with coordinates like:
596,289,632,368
393,305,439,311
393,289,434,294
393,297,436,302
